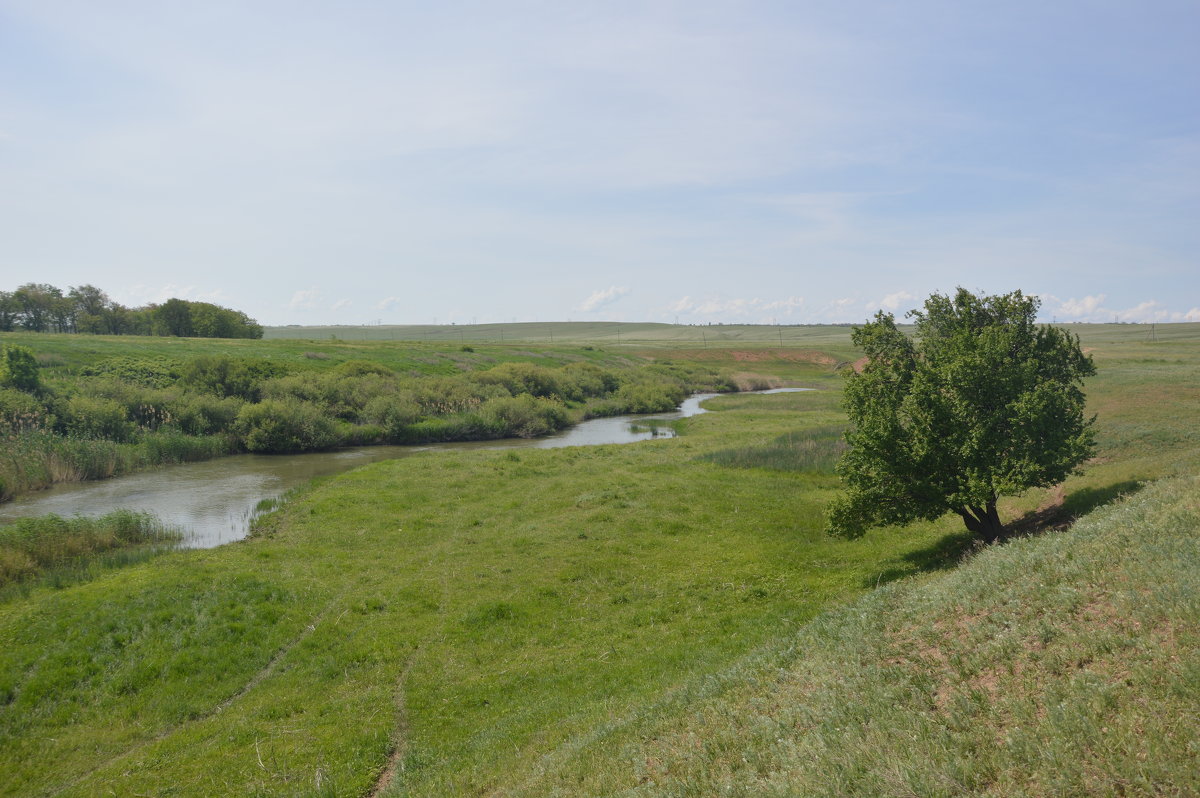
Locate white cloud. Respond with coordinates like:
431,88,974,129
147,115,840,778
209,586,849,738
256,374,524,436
667,296,695,314
875,291,917,312
331,298,352,311
289,289,321,310
1056,294,1107,318
376,296,402,311
577,286,629,313
760,296,805,313
662,294,806,322
1041,294,1200,323
121,283,226,305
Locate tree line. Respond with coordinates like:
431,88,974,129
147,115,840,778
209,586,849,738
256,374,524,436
0,283,263,339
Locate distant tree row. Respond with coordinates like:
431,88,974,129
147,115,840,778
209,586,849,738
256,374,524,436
0,283,263,339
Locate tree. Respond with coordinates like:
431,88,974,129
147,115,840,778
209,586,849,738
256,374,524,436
155,298,194,337
68,284,112,334
0,292,17,332
827,288,1096,543
13,283,64,332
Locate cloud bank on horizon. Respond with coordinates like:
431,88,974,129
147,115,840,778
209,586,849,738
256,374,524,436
1,1,1196,326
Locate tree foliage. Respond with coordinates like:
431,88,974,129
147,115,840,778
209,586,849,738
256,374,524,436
0,283,262,339
827,288,1096,543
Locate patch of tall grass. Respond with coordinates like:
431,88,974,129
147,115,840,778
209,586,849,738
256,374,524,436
0,509,181,593
700,424,847,472
0,429,235,501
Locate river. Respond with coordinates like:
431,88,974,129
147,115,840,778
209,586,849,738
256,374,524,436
0,389,807,548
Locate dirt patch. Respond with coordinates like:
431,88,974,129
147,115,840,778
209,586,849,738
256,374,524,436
368,653,420,797
729,372,782,390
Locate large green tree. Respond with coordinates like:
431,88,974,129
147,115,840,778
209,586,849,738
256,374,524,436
827,288,1095,543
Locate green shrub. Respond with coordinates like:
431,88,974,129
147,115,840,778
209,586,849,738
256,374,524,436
395,414,490,443
0,388,51,434
235,399,339,453
558,362,620,400
78,357,182,388
169,393,243,436
411,377,503,416
480,394,570,438
262,371,400,421
139,431,236,464
59,395,137,443
613,380,686,414
337,422,385,446
363,395,423,441
0,346,41,393
473,362,563,399
181,356,285,401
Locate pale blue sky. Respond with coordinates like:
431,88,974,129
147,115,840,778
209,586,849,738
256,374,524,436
2,1,1197,325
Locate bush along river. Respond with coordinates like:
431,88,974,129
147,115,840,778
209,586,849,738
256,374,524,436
0,390,808,548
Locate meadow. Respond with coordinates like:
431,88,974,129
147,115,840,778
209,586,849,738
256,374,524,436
0,321,1197,796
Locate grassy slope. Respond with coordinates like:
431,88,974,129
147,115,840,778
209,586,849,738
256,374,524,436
531,472,1200,797
0,323,1197,796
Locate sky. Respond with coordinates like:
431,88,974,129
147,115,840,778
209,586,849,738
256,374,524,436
1,1,1198,327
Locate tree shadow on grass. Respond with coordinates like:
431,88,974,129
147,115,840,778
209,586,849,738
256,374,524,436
1008,479,1144,537
865,530,978,589
863,479,1146,589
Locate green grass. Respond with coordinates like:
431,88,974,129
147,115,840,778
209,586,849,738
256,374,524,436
523,472,1200,797
0,322,1197,796
0,389,965,797
262,321,863,350
0,329,640,379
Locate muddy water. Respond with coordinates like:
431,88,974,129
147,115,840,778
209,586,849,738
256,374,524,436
0,389,808,548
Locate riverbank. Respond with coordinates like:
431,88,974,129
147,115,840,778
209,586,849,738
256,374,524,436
0,391,807,548
1,333,744,503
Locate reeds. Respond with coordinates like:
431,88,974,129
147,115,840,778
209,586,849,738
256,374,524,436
0,430,234,501
700,425,848,473
0,509,181,590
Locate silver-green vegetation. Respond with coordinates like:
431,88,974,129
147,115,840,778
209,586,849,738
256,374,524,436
0,335,731,502
0,322,1197,796
829,289,1095,543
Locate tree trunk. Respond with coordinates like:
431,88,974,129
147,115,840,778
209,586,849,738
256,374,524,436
956,500,1005,543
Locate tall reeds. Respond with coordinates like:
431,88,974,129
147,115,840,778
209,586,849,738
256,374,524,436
0,509,181,590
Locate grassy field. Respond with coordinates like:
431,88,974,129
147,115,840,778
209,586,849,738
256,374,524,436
264,321,863,350
0,322,1197,796
0,329,640,378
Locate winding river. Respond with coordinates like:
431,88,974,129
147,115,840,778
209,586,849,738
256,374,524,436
0,389,807,548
